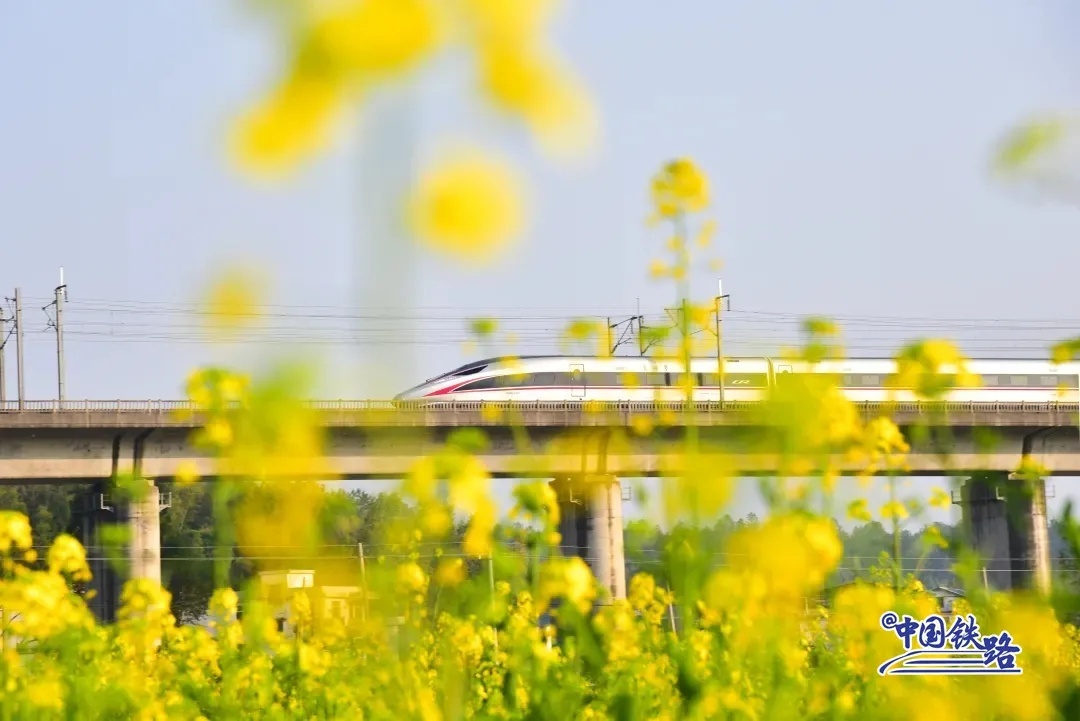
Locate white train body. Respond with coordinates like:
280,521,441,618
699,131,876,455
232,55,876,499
394,355,1080,403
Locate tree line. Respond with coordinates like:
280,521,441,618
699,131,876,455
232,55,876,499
2,483,1078,623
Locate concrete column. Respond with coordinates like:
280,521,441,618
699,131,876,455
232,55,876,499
549,474,627,603
1007,476,1051,594
960,472,1051,594
80,481,120,623
125,479,163,586
961,474,1011,591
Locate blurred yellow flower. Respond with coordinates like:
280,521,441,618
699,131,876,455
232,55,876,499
175,461,200,487
651,158,709,218
46,534,91,582
880,500,908,521
630,415,654,436
434,558,466,587
396,562,429,595
928,487,950,509
203,269,263,333
231,69,343,175
891,339,979,400
538,556,596,613
0,511,32,554
308,0,443,79
847,499,872,522
407,149,525,263
476,45,596,155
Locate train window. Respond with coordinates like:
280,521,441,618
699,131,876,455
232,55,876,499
981,375,998,387
699,373,719,386
645,373,666,386
585,373,611,386
1010,375,1028,387
458,377,499,391
1059,375,1080,389
494,374,526,387
450,364,488,377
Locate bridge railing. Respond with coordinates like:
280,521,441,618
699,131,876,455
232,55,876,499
0,400,1079,413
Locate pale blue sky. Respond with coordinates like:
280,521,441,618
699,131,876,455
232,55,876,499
3,1,1080,531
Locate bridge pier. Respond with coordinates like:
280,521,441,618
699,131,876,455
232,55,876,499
126,479,166,586
958,472,1051,594
549,475,627,602
81,481,121,623
79,479,169,622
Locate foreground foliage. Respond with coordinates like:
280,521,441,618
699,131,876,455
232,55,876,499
6,1,1080,717
4,495,1080,720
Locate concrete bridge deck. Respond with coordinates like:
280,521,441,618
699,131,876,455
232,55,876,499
1,400,1078,481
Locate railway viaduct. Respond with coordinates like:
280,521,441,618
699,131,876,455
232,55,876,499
1,399,1077,620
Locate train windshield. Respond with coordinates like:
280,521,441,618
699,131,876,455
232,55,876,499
422,362,491,383
396,362,493,399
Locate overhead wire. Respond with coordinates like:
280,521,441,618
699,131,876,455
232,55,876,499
8,295,1079,359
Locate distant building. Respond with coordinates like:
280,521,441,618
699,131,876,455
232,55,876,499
815,581,966,618
927,586,965,616
254,569,372,637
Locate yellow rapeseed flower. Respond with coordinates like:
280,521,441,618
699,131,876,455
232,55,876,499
203,268,263,333
396,562,429,595
476,44,596,155
434,557,466,587
928,487,950,509
407,149,525,263
231,68,343,176
650,158,709,218
307,0,443,79
847,499,872,522
46,534,91,582
880,500,908,521
174,461,200,486
891,338,979,400
0,511,32,554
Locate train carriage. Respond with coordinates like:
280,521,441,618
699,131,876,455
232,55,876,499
394,355,1080,404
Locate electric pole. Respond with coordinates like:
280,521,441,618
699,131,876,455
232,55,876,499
607,315,643,356
54,269,67,402
715,279,731,405
14,288,24,410
0,310,7,404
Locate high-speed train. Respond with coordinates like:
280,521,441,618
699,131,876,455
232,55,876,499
394,355,1080,403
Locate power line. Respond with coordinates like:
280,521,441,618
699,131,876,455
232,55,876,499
5,294,1079,366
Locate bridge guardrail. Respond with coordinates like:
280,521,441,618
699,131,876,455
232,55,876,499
0,400,1079,413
